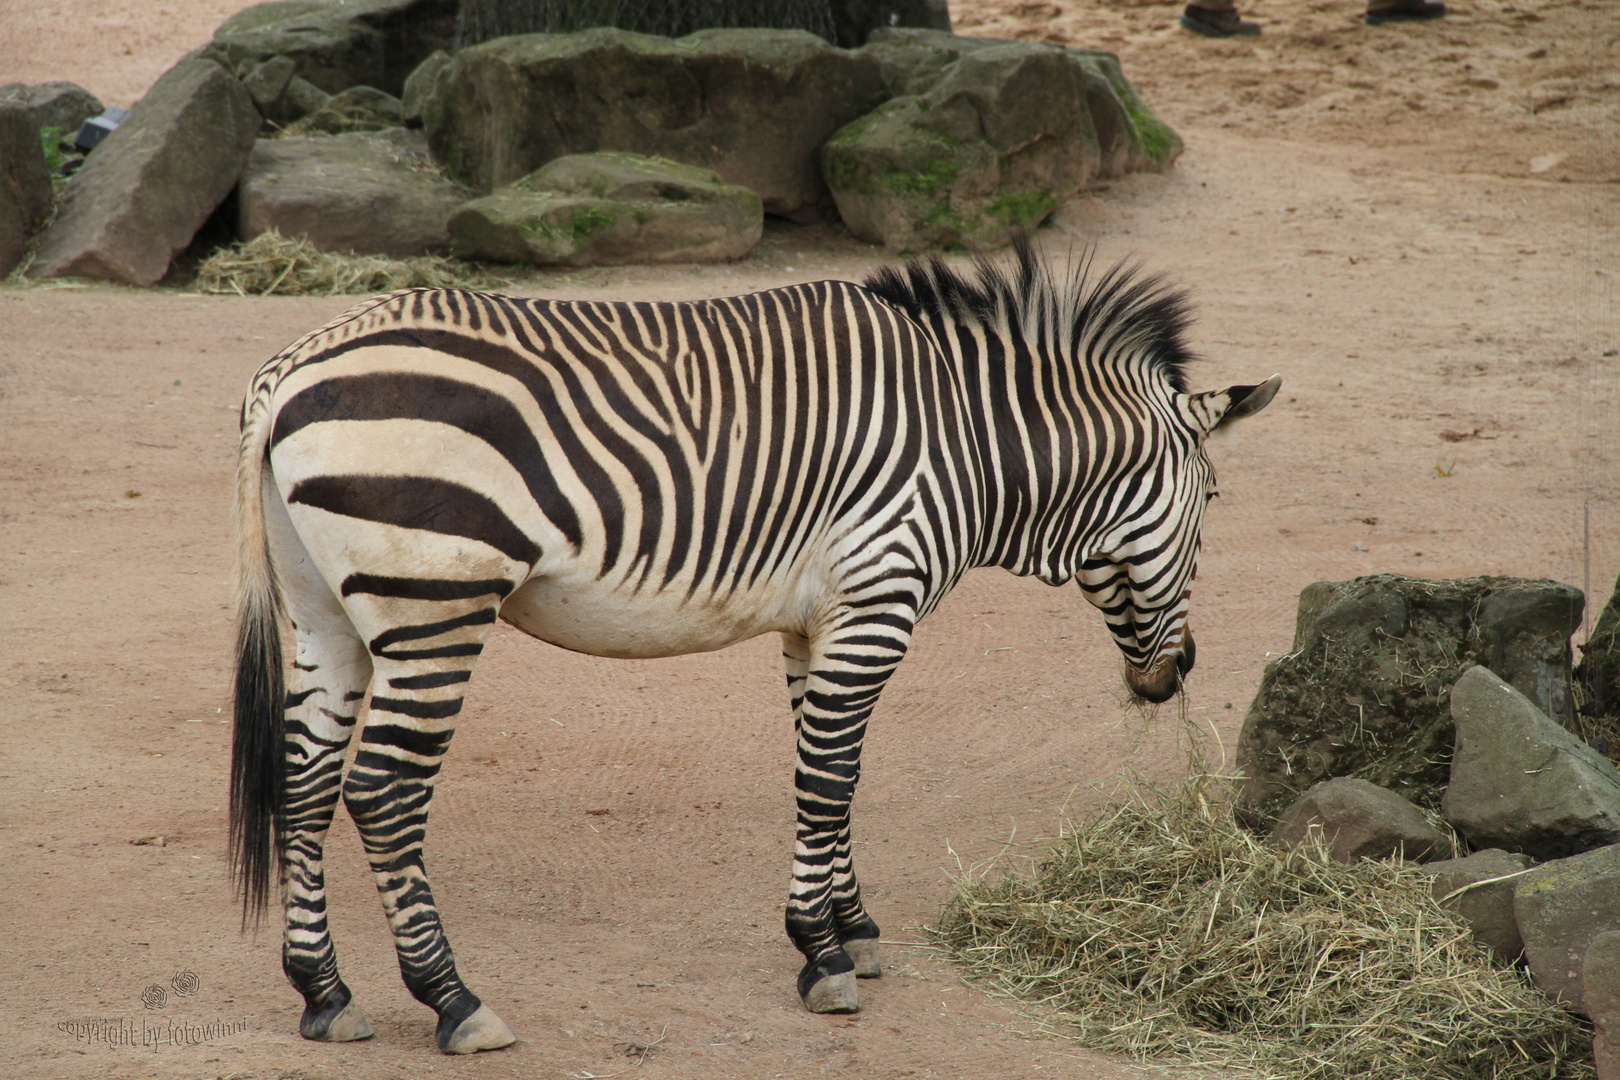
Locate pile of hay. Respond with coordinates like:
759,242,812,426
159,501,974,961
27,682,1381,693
194,230,508,297
933,772,1593,1080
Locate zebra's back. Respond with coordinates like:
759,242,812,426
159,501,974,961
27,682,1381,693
249,282,966,658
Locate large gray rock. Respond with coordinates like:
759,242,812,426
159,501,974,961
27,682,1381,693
28,58,260,286
1515,842,1620,1013
1418,848,1536,962
822,38,1177,251
1272,777,1448,863
856,30,1172,178
212,0,458,97
0,103,55,276
449,152,762,267
1445,665,1620,859
0,80,105,137
1585,931,1620,1078
239,128,468,257
423,27,888,219
1235,575,1584,824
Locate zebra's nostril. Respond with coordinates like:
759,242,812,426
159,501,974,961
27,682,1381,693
1178,633,1196,674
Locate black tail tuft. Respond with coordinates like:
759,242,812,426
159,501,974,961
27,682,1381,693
230,592,284,929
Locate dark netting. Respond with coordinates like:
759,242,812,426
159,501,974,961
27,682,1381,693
455,0,838,47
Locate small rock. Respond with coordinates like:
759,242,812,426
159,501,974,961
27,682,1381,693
401,49,450,128
449,152,762,266
1578,571,1620,720
1444,665,1620,860
239,128,469,256
1417,848,1535,962
241,55,299,122
1515,842,1620,1014
1585,931,1620,1078
295,85,404,134
0,80,105,137
1272,777,1448,863
0,102,55,276
29,56,261,285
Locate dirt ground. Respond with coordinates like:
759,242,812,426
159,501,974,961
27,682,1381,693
1,2,1616,1078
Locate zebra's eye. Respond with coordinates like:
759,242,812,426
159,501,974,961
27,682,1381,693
1205,490,1219,504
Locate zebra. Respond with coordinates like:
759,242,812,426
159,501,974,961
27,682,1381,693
231,240,1279,1054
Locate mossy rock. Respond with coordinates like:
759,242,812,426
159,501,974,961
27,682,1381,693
448,151,762,266
1235,574,1584,825
1578,571,1620,719
823,35,1178,252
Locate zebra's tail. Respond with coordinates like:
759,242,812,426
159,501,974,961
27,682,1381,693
230,387,285,929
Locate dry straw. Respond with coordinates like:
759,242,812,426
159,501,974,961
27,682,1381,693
932,763,1593,1079
194,229,507,297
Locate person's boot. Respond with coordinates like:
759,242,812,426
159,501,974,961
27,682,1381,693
1364,0,1445,23
1180,4,1262,35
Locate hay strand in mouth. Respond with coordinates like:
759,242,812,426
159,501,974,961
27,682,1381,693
931,769,1593,1080
194,229,509,297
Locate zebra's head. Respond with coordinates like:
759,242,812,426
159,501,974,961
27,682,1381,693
1075,374,1281,703
863,240,1280,704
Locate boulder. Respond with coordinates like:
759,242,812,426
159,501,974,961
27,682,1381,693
1272,777,1448,863
856,31,1172,179
239,128,469,256
401,49,449,128
1417,848,1535,962
821,44,1089,251
1514,842,1620,1013
1585,931,1620,1079
449,152,762,267
423,27,888,219
1235,575,1584,824
294,85,404,133
0,103,55,276
28,57,260,286
1579,571,1620,721
0,80,105,137
1444,665,1620,859
212,0,458,98
821,38,1176,251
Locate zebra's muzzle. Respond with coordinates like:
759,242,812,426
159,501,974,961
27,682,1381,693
1125,629,1194,703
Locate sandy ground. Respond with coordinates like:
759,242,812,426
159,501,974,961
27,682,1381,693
1,2,1617,1078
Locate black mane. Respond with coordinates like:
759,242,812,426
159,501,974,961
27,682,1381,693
860,236,1195,393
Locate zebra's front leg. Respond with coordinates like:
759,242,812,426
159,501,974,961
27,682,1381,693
783,616,910,1013
342,608,515,1055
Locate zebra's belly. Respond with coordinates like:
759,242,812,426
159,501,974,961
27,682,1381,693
499,575,791,659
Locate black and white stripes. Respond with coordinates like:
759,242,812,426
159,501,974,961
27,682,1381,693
230,241,1278,1053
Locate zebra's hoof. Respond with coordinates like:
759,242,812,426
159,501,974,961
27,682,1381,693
844,937,882,979
440,1004,516,1054
802,970,860,1013
300,998,374,1042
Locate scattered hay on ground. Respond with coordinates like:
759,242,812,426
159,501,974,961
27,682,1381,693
932,770,1593,1080
193,229,509,297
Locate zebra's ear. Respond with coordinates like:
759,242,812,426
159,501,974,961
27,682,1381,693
1190,374,1281,437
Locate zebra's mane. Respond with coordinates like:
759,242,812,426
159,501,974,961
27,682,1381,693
859,237,1195,394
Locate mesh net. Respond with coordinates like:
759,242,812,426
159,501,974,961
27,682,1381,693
455,0,838,47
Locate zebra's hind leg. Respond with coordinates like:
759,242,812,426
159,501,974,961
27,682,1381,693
340,592,515,1055
275,539,376,1042
782,614,911,1013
